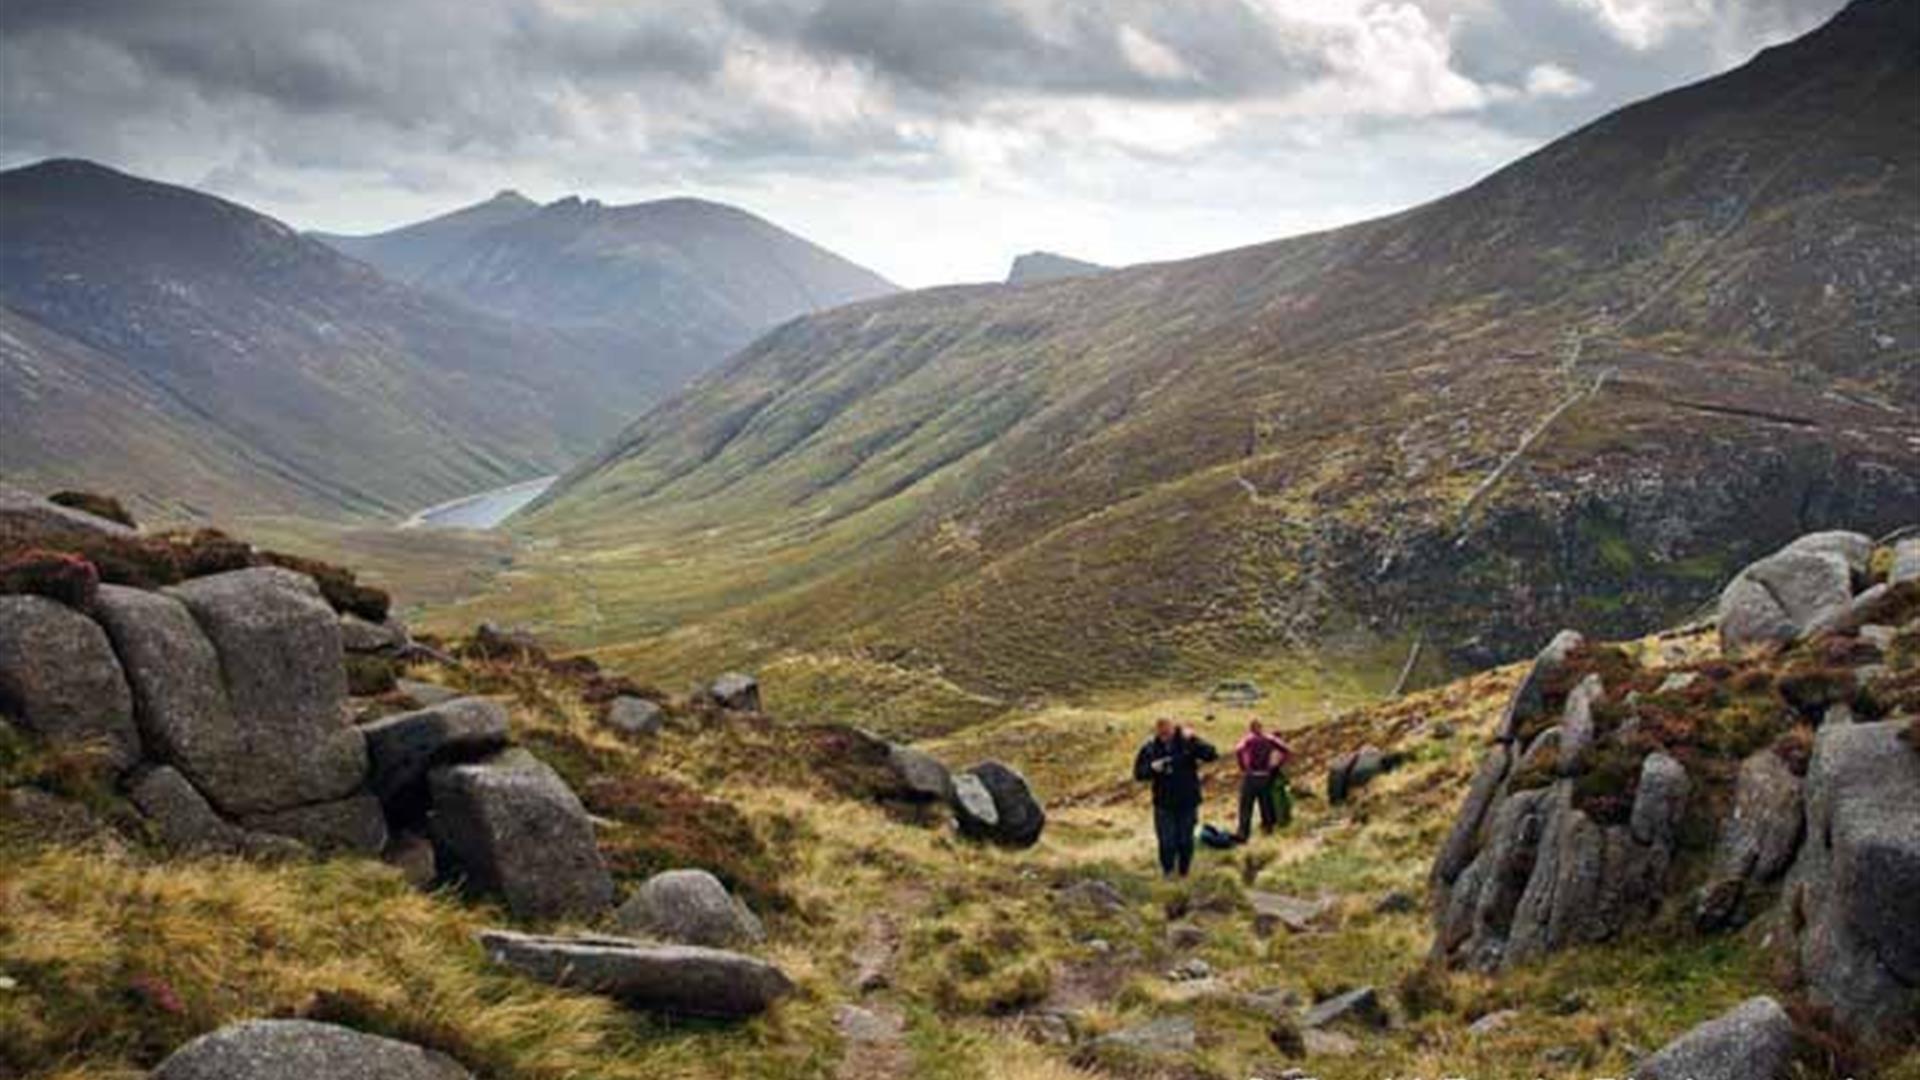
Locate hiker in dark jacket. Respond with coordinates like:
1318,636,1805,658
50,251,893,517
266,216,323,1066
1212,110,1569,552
1233,718,1293,841
1134,718,1218,877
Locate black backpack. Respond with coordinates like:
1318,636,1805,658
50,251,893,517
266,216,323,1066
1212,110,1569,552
1199,823,1241,850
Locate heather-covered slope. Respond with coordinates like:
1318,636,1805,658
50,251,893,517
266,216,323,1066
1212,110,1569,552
0,160,638,522
488,0,1918,698
317,191,899,390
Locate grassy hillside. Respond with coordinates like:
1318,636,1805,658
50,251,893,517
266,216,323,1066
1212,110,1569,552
12,616,1912,1079
437,0,1919,703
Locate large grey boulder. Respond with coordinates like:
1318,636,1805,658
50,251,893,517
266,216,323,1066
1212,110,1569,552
957,761,1045,847
0,595,140,770
128,765,301,859
165,568,365,812
359,698,510,816
616,869,765,946
1718,548,1853,656
1783,531,1874,584
478,930,793,1019
151,1018,471,1080
1788,719,1920,1050
240,792,387,854
0,482,136,540
707,672,761,712
428,749,613,921
90,585,239,796
1635,997,1793,1080
1494,630,1585,744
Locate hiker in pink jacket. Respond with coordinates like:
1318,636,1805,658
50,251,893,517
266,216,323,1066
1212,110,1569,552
1233,719,1293,841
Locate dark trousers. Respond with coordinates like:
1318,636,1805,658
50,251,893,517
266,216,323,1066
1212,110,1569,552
1237,773,1291,839
1153,803,1198,877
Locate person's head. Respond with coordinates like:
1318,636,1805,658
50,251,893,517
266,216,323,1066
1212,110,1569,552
1249,718,1265,736
1154,717,1175,741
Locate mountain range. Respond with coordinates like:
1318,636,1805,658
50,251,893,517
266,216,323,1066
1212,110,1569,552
313,191,897,389
1,163,894,522
496,0,1920,697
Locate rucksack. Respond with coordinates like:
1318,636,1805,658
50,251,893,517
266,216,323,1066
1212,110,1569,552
1199,823,1241,850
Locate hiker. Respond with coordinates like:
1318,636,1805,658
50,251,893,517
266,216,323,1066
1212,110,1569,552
1233,719,1293,841
1134,718,1218,878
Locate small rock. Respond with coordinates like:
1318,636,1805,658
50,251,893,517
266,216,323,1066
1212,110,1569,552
1166,921,1206,949
1167,957,1213,982
150,1019,471,1080
1020,1010,1075,1046
395,679,463,708
1657,672,1700,694
1467,1008,1519,1036
1090,1015,1194,1057
708,672,761,712
1301,986,1387,1030
615,869,765,947
1250,891,1333,935
604,696,664,737
340,613,409,655
1058,878,1129,915
958,761,1045,847
1374,890,1418,915
1301,1028,1357,1057
886,742,953,803
1892,537,1920,585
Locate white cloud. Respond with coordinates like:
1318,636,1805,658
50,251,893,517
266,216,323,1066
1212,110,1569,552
1565,0,1715,50
1525,62,1592,98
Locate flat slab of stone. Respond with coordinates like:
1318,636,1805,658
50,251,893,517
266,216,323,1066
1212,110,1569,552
164,568,365,812
151,1018,471,1080
1302,986,1388,1030
477,930,793,1019
0,594,139,770
604,696,664,737
396,680,464,708
428,749,613,921
1090,1015,1195,1057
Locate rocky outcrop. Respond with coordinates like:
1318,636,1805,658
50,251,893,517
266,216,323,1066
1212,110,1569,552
1635,997,1794,1080
0,594,139,770
1433,642,1689,971
478,930,793,1019
428,749,614,921
0,482,137,540
615,869,765,947
151,1019,472,1080
951,761,1045,847
1783,718,1920,1052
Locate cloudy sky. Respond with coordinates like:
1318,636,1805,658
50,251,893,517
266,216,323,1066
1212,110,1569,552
1,0,1844,286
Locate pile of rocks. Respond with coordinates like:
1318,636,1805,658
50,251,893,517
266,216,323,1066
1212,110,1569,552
1427,528,1918,1054
0,488,615,922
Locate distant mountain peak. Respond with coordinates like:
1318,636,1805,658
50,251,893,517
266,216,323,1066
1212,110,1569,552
489,189,534,207
1007,251,1107,285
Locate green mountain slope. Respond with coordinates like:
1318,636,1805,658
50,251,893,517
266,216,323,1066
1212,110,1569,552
478,0,1918,697
0,160,639,522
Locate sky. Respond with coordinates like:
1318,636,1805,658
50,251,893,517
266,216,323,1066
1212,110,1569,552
0,0,1847,287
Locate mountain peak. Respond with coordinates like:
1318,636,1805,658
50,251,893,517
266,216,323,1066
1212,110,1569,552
488,189,534,207
1007,250,1107,285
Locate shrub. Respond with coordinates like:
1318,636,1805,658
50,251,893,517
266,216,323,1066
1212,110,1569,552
257,549,390,622
47,490,136,528
0,549,99,608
